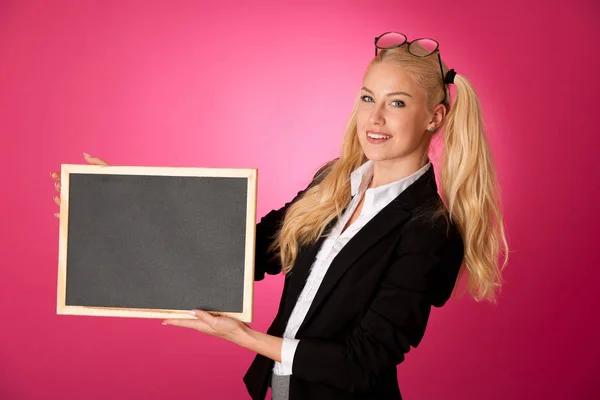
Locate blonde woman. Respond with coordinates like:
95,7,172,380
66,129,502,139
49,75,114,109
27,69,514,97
50,32,508,400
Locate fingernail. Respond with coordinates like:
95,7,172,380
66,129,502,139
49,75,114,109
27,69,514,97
162,322,168,325
188,311,196,316
83,152,90,157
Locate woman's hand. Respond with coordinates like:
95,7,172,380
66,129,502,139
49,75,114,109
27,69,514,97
50,153,109,218
163,310,250,342
163,311,283,363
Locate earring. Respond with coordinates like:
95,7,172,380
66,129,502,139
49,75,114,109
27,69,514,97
429,127,435,131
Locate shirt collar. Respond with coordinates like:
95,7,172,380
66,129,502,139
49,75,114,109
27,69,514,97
350,160,374,197
350,159,432,208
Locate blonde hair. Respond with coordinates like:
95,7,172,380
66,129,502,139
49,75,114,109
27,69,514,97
268,44,509,303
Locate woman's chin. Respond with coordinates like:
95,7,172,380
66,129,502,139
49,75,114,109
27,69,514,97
362,151,393,162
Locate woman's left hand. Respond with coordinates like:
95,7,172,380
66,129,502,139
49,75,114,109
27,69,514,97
162,310,249,341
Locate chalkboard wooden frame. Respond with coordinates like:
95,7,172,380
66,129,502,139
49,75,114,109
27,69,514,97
56,164,257,322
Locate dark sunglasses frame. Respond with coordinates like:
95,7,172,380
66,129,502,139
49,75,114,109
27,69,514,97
374,32,448,105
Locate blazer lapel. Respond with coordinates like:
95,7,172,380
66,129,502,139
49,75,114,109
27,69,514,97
281,231,327,325
296,165,440,332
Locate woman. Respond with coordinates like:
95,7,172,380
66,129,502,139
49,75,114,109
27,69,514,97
50,32,508,399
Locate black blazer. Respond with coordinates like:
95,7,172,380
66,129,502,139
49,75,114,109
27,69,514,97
243,161,465,400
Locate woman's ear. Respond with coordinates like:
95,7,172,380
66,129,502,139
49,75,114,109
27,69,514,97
428,104,447,130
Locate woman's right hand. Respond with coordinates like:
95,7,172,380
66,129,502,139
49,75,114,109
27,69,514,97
50,153,109,219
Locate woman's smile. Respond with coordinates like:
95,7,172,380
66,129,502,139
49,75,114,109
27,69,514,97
366,130,393,144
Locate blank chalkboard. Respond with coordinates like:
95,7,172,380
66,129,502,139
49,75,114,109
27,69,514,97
56,164,257,322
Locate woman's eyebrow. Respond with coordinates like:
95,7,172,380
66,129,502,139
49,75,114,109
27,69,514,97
360,86,413,98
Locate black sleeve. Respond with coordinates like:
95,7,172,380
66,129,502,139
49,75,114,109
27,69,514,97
291,217,464,391
254,160,335,281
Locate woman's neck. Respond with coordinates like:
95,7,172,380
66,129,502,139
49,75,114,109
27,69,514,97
369,156,428,189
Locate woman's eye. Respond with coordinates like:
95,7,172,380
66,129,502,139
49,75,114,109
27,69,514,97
391,100,405,107
360,95,374,103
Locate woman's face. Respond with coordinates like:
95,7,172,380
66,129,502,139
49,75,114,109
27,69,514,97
356,61,432,164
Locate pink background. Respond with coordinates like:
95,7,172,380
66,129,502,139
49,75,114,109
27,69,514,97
1,0,599,398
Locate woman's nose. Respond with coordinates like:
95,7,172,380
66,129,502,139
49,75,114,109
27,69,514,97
369,107,385,125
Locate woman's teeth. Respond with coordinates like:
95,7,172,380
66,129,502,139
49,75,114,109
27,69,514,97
367,133,392,139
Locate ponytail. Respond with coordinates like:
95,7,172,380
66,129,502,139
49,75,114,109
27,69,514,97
441,74,509,303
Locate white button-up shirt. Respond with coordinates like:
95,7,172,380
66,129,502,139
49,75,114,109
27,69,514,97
272,159,432,375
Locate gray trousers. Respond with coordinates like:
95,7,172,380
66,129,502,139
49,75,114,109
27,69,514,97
270,373,290,400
